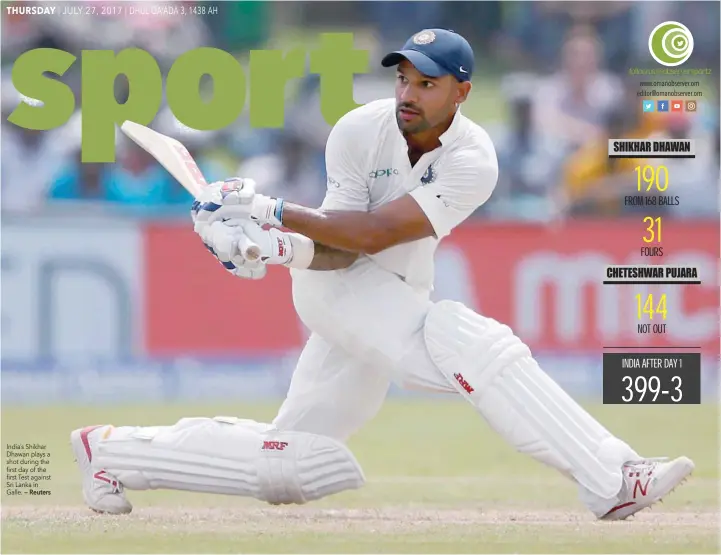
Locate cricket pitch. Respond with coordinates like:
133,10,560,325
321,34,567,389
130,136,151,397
2,400,719,553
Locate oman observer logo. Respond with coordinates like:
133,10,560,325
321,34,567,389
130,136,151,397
649,21,694,67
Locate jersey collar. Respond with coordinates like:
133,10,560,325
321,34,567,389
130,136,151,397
438,107,463,146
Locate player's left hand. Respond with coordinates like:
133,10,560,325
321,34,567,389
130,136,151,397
192,178,284,233
200,221,267,280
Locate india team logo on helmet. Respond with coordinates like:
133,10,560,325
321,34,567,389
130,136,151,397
413,30,436,45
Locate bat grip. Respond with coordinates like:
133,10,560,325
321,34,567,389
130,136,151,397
211,216,261,262
236,233,261,262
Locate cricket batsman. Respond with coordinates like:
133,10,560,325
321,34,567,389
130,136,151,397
71,29,694,520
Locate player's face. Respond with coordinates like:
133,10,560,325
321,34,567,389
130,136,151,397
394,60,461,134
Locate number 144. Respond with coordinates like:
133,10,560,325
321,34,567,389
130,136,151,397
636,293,667,320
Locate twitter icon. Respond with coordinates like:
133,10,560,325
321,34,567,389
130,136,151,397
642,100,655,112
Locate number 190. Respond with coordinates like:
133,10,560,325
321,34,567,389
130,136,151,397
635,165,669,192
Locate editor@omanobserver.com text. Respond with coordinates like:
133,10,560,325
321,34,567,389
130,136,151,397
637,80,703,98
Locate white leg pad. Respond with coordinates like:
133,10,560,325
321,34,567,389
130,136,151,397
93,417,364,505
424,300,639,500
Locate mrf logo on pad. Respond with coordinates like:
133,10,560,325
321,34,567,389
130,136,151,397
454,373,474,394
262,441,289,451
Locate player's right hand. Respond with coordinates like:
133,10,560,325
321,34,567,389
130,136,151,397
200,221,267,280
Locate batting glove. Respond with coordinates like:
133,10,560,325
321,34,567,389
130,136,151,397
239,220,294,266
193,178,284,233
201,221,267,280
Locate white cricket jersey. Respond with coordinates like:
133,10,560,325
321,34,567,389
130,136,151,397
320,98,499,292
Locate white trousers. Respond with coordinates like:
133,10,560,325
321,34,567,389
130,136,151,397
271,257,638,517
272,257,466,442
90,257,633,513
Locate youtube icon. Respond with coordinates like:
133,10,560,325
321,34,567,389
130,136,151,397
671,100,684,112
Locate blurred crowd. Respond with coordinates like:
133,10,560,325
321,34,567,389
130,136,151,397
2,1,719,220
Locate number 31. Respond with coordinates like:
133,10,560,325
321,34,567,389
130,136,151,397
643,216,662,243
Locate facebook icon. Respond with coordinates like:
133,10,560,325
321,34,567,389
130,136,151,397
657,100,669,112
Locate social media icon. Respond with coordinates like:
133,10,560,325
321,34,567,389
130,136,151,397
686,100,697,112
642,100,655,112
657,100,669,112
671,100,683,112
649,21,693,67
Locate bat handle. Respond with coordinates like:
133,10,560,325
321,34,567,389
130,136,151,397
236,233,262,262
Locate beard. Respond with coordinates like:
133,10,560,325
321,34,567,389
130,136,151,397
395,106,432,134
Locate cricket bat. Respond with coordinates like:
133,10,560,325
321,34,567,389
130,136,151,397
119,120,261,262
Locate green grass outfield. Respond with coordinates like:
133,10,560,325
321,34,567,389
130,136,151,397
2,400,719,553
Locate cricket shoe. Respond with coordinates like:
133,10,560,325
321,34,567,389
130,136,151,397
70,425,132,514
600,456,694,520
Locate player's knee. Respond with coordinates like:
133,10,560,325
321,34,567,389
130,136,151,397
257,430,365,505
424,300,532,392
